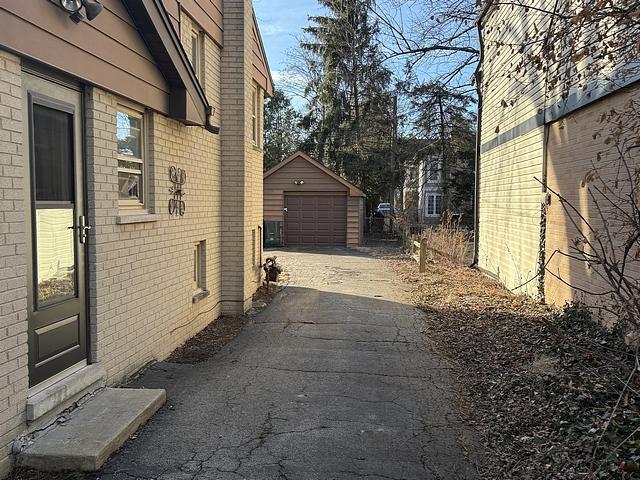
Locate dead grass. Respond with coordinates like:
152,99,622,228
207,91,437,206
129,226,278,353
393,256,640,479
419,212,473,265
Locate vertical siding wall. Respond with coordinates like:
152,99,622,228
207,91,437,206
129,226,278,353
0,49,28,477
478,2,549,295
545,86,640,309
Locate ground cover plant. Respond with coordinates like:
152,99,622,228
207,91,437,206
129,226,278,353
393,256,640,479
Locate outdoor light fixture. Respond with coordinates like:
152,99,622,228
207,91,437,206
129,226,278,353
59,0,103,23
59,0,82,12
293,180,305,185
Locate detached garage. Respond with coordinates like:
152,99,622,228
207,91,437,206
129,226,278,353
264,152,366,247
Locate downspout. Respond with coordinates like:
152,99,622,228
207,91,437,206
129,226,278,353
471,5,489,267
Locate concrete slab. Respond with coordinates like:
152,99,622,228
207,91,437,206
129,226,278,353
26,364,105,422
97,247,481,480
16,387,165,471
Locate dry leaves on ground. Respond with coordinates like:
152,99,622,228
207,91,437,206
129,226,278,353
393,256,640,479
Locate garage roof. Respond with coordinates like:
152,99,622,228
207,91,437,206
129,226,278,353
264,151,366,197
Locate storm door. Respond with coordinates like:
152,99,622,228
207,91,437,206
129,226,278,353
23,73,88,388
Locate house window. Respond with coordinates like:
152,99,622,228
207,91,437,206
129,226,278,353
426,194,443,217
424,160,441,182
117,107,145,208
193,240,206,291
190,29,203,79
251,86,259,146
258,226,262,266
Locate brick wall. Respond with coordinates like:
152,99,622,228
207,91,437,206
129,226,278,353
0,49,28,477
545,85,640,311
0,2,266,473
85,84,225,383
221,0,263,314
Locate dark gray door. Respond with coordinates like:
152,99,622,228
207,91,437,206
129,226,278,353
285,194,347,246
23,73,88,388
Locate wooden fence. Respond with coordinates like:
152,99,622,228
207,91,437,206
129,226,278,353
410,237,428,273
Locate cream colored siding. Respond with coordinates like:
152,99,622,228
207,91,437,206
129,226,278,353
478,2,548,295
477,128,544,294
480,1,548,138
347,197,362,247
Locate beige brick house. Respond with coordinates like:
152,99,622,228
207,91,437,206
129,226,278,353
476,1,640,305
0,0,272,474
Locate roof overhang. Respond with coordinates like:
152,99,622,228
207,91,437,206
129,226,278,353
264,151,366,197
122,0,219,133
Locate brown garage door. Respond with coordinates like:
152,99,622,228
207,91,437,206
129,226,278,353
285,194,347,246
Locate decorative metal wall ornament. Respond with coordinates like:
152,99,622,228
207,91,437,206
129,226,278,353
168,166,186,216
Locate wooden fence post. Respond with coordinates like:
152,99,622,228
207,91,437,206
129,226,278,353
419,238,428,273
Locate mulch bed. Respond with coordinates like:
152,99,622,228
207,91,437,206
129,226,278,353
167,283,282,364
166,314,249,364
393,256,640,479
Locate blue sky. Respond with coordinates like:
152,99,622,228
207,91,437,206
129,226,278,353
253,0,324,86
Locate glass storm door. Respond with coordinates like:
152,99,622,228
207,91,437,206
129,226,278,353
23,73,88,388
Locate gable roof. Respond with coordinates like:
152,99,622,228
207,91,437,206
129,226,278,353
252,11,275,96
264,151,366,197
123,0,218,133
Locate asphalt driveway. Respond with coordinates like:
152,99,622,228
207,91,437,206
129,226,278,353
100,247,479,480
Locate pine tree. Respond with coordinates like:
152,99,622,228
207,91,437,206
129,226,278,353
298,0,399,203
263,89,302,171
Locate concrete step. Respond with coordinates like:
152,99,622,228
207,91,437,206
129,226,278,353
15,387,166,471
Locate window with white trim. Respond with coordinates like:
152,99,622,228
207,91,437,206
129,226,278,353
426,194,443,217
117,107,145,208
252,86,259,146
190,28,203,79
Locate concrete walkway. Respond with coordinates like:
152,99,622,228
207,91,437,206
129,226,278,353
101,247,479,480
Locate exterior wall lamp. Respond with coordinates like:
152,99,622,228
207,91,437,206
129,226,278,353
59,0,104,23
293,180,305,185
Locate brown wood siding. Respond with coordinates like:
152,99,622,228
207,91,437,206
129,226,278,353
161,0,180,33
251,15,272,95
264,156,363,246
162,0,223,46
0,0,171,114
545,85,640,313
264,191,284,222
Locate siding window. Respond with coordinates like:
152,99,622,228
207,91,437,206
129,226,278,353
117,107,145,208
193,240,206,291
190,29,203,79
252,86,259,146
424,160,441,182
426,194,442,217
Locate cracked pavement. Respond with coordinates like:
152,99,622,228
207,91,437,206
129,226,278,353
100,247,481,480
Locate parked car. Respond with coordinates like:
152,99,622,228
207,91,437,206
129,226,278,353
376,202,391,216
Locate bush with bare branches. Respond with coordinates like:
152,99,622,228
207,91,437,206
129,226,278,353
420,211,473,265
